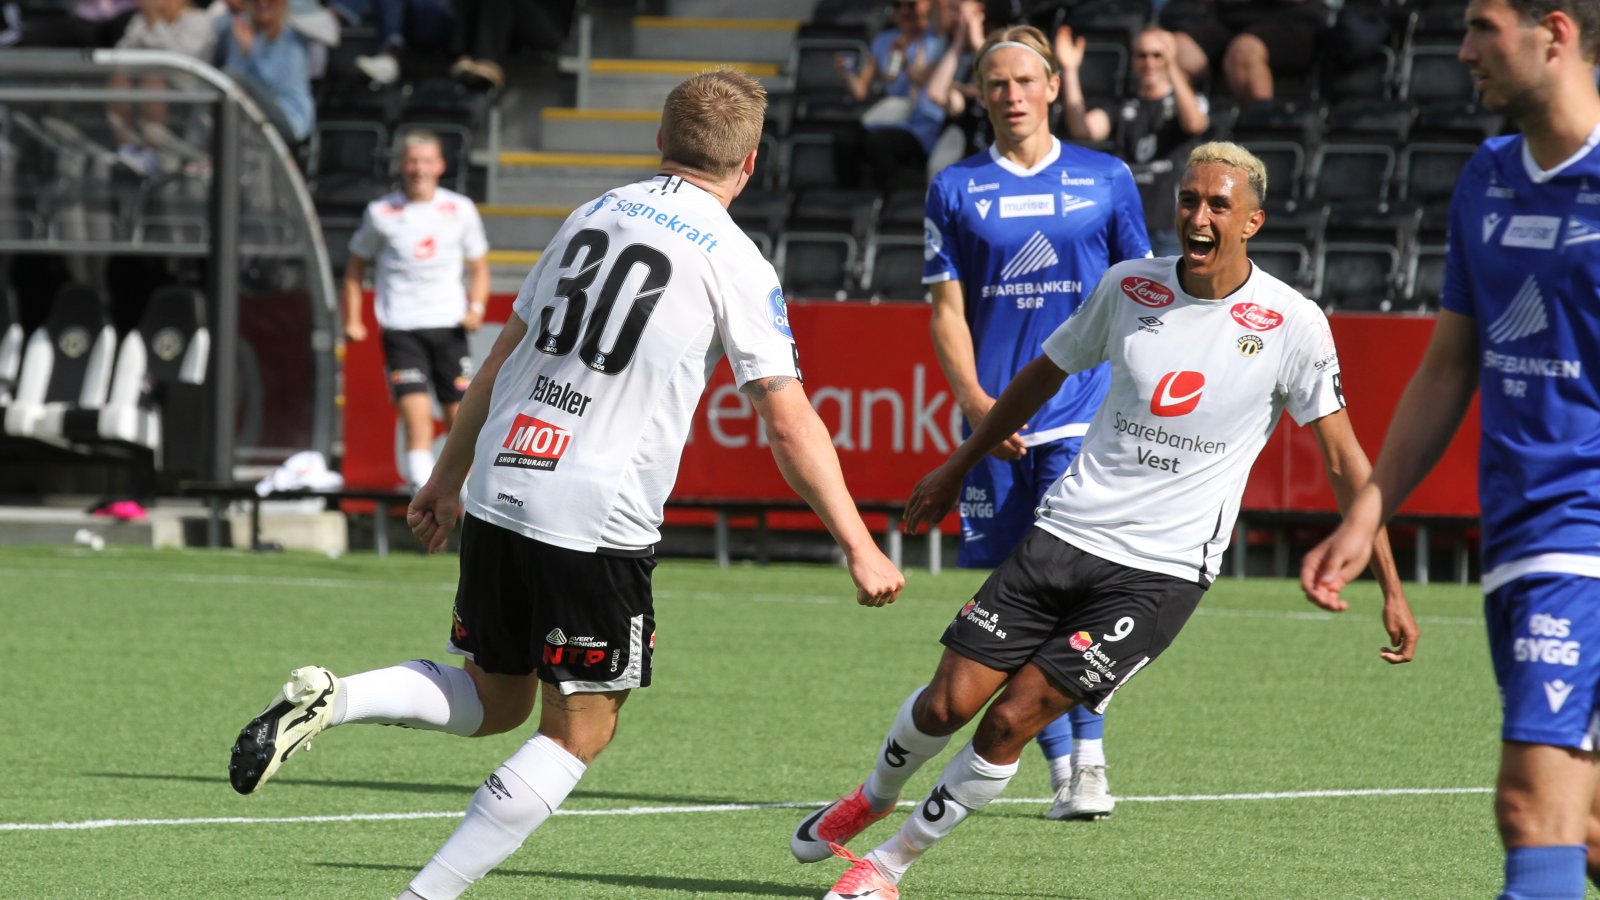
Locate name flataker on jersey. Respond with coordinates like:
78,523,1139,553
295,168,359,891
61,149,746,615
495,413,572,470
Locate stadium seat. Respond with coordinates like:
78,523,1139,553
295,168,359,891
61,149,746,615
1257,199,1329,250
1407,243,1449,309
1240,140,1307,202
744,228,774,260
1325,201,1421,256
1412,103,1504,143
877,188,925,237
728,187,791,235
753,133,780,190
776,231,858,299
0,287,22,407
1308,142,1397,203
862,235,930,301
310,121,388,183
3,283,115,441
52,285,209,467
785,132,842,190
1249,242,1313,292
1317,241,1405,311
790,187,879,241
764,91,797,139
791,38,870,96
1321,46,1397,102
1078,41,1128,100
1401,45,1476,105
1399,142,1478,206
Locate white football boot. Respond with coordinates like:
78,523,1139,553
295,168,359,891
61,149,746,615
229,666,341,794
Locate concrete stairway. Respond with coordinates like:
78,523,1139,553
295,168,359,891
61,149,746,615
483,3,815,292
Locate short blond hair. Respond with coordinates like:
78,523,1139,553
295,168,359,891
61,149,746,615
1186,141,1268,205
401,130,442,154
974,25,1059,89
659,69,767,179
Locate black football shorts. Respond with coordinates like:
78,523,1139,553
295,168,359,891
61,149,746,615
450,514,656,695
382,326,472,403
941,527,1206,714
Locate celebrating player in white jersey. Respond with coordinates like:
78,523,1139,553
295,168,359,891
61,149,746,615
799,142,1416,900
345,131,490,490
921,25,1151,820
1302,3,1600,897
228,70,904,900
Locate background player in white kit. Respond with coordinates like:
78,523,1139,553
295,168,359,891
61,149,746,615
228,70,905,899
344,131,490,490
799,142,1416,900
1302,3,1600,897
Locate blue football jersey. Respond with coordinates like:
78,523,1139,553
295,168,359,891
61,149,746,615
923,139,1150,441
1442,133,1600,584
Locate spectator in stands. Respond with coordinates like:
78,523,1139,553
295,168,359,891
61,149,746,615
214,0,312,143
343,132,488,492
1159,0,1330,102
107,0,216,175
839,0,948,190
924,0,991,176
333,0,454,86
1058,25,1209,256
446,0,577,92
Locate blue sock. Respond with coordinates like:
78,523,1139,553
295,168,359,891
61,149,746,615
1067,704,1104,740
1035,713,1074,760
1501,845,1586,899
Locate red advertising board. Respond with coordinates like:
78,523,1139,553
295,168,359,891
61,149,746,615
341,299,1482,528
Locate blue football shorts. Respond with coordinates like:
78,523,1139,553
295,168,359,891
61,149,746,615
1485,572,1600,750
958,436,1081,569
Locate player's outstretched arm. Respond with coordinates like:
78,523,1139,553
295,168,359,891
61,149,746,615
1307,409,1417,663
906,354,1067,534
745,375,905,607
1300,311,1479,609
408,313,528,553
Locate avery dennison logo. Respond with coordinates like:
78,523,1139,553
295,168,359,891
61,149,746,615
999,231,1060,280
1487,275,1549,344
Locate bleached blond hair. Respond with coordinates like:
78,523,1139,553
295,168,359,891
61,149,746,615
1186,141,1268,205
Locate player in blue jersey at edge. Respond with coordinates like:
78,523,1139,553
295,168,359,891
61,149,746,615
924,23,1151,821
1303,2,1600,898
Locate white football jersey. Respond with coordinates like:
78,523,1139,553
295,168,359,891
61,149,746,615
464,175,798,552
1039,256,1345,583
349,188,489,330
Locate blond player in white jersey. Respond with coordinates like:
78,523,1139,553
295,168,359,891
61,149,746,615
799,142,1418,900
345,131,491,490
228,70,904,900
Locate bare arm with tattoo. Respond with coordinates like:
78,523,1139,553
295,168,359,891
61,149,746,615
742,375,905,606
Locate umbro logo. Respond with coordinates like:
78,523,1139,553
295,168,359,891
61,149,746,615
1138,316,1162,334
546,628,568,645
485,773,514,799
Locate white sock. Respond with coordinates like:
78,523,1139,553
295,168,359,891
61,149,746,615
1048,755,1074,793
407,449,435,487
408,734,586,899
1072,738,1105,769
863,686,952,811
333,660,484,737
887,741,1016,874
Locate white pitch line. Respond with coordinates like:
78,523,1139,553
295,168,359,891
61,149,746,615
0,787,1491,833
